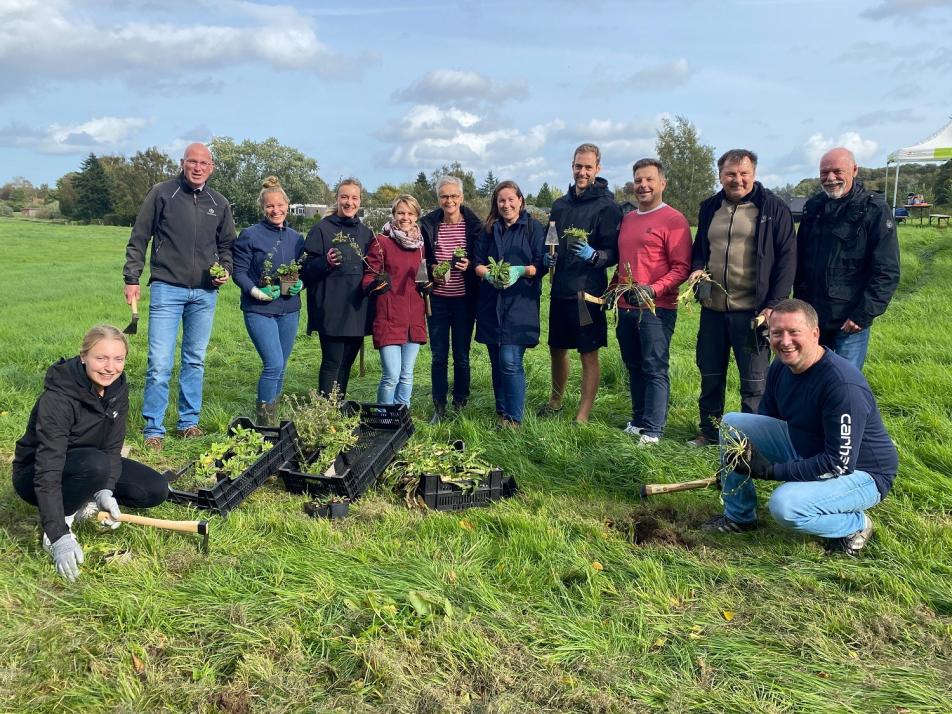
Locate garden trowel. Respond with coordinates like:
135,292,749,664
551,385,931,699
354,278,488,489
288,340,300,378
122,298,139,335
545,221,559,278
415,258,432,316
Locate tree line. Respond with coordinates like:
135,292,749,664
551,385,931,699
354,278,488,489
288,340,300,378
4,116,951,227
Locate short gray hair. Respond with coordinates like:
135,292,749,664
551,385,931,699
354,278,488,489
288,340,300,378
436,175,463,196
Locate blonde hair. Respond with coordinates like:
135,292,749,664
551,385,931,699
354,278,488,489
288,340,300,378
258,175,289,210
80,325,128,358
336,177,362,195
391,193,421,218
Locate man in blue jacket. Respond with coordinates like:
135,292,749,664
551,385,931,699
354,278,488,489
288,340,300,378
794,148,899,369
123,143,235,451
688,149,796,447
702,299,898,556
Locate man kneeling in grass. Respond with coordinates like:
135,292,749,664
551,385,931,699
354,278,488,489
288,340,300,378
702,299,898,555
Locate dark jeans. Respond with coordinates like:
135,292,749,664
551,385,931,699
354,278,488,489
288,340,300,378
427,295,475,406
696,307,768,440
318,334,363,398
616,307,676,437
13,447,168,516
486,344,527,423
820,327,871,370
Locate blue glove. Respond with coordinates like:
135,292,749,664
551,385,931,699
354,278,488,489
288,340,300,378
570,241,596,262
504,265,526,288
288,279,303,296
47,533,84,582
543,252,558,268
94,488,122,529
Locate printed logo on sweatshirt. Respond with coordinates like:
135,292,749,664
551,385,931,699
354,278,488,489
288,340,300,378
207,208,216,216
836,413,852,473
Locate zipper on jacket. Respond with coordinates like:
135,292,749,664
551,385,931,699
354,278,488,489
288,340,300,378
723,204,736,303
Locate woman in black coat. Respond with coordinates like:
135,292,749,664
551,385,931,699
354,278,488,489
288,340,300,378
301,178,374,398
12,325,168,582
473,180,545,427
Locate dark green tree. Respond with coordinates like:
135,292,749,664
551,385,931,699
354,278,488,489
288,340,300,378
73,153,114,221
933,160,952,207
53,173,79,218
429,162,477,203
655,115,716,223
478,170,498,197
412,171,434,207
534,182,554,209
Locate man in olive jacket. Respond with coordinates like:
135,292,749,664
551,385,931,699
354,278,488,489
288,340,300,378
794,147,899,369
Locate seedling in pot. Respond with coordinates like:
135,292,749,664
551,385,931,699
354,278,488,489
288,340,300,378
303,494,351,519
276,259,302,295
208,262,228,280
283,387,360,474
452,247,468,261
562,226,589,248
432,261,451,282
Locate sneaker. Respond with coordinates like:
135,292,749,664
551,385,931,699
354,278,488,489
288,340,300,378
536,403,563,418
144,436,164,452
686,434,715,448
622,422,644,436
701,514,758,533
176,426,205,439
825,515,874,556
636,434,660,446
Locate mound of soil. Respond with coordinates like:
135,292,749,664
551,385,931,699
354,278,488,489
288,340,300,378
610,506,697,548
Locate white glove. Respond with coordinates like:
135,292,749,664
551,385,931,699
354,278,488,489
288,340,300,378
47,533,84,582
250,286,274,302
94,489,122,529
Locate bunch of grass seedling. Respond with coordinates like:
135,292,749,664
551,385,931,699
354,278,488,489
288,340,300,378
383,439,494,508
487,256,512,288
677,269,727,308
717,421,753,501
601,262,656,321
562,226,589,244
283,387,360,471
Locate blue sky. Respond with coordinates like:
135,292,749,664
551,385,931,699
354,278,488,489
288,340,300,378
1,0,950,195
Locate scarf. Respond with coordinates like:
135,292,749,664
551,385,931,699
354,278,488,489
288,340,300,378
382,221,423,250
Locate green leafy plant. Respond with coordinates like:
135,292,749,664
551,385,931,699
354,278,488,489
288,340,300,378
179,425,269,489
208,262,227,279
283,387,360,472
601,263,656,320
487,256,511,287
260,258,274,286
383,440,494,508
562,226,589,244
432,261,451,281
452,247,467,260
276,259,302,277
677,269,727,308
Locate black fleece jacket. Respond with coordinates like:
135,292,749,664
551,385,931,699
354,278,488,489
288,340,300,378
13,357,127,542
691,182,796,313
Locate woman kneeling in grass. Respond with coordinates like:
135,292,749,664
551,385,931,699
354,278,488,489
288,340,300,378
12,325,168,582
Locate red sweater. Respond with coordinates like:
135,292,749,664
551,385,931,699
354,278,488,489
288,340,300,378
361,234,428,348
614,204,692,310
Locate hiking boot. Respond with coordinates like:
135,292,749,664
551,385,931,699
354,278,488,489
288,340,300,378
451,399,467,411
701,514,758,533
825,515,874,556
176,426,205,439
256,400,278,427
429,403,446,425
636,434,660,447
144,436,164,452
623,422,644,436
686,434,715,448
536,403,563,418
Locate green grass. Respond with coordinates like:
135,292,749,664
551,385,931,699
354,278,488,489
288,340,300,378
0,217,950,713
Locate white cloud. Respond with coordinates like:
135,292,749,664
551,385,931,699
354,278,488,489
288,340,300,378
861,0,951,20
804,131,878,166
391,69,528,105
0,116,150,154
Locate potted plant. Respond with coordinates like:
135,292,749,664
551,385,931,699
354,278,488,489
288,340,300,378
303,494,351,519
276,259,302,296
208,262,228,280
432,260,451,282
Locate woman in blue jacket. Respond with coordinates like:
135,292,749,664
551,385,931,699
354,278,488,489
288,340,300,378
232,176,304,425
473,180,545,427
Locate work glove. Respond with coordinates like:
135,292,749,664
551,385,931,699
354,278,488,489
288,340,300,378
543,252,558,269
251,285,279,302
733,442,775,479
287,279,303,296
635,284,655,305
94,488,122,528
327,247,343,267
570,241,596,263
503,265,527,289
365,272,391,296
48,533,84,582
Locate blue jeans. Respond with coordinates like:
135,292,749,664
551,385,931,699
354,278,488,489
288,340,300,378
616,307,676,437
244,310,300,403
486,344,527,423
377,342,421,406
143,282,218,437
719,412,881,538
822,327,871,370
427,295,474,406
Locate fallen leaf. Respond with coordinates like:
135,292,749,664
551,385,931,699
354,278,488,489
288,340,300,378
848,651,859,660
651,637,667,650
721,610,735,621
591,561,604,571
131,653,145,680
447,570,458,584
459,519,474,531
817,672,831,679
668,596,681,607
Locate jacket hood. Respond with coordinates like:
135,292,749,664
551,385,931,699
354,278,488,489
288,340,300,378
565,176,612,203
44,356,127,406
327,213,361,228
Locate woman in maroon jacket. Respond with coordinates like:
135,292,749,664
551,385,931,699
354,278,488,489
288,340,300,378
361,195,429,405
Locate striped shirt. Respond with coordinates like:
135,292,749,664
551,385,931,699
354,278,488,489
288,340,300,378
433,220,467,298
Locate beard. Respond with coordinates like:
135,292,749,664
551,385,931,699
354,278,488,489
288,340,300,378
822,182,847,199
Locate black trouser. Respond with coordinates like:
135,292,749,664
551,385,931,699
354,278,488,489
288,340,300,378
318,334,363,398
696,307,768,440
427,295,475,406
13,447,168,516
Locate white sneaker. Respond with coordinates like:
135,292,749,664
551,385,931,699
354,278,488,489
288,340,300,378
637,434,660,446
623,422,644,436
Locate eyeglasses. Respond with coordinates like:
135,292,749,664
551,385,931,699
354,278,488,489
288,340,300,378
184,159,213,168
439,194,461,201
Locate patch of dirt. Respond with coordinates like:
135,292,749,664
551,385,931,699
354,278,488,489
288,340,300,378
609,506,698,548
214,687,251,714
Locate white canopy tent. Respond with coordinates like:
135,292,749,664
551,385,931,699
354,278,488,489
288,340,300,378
886,117,952,208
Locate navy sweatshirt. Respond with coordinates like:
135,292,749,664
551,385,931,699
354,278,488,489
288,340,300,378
759,349,898,498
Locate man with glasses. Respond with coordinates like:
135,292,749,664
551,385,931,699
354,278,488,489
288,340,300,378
420,176,483,422
123,143,235,450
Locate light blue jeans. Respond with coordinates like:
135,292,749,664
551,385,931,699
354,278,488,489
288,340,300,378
377,342,421,406
719,412,881,538
142,282,218,438
244,310,300,403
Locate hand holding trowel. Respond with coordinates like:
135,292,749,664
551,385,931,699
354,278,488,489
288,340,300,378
545,221,559,278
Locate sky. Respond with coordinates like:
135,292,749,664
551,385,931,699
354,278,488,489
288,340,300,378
1,0,950,196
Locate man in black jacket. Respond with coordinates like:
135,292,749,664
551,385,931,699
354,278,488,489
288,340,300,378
539,143,621,423
123,143,235,451
688,149,796,447
794,147,899,369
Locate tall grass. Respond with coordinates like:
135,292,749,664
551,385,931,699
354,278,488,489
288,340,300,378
0,218,950,713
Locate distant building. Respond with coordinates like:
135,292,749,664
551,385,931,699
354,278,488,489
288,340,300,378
289,203,327,218
619,200,637,216
786,197,808,221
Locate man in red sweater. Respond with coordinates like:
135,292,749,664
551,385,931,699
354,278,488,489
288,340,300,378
613,159,692,444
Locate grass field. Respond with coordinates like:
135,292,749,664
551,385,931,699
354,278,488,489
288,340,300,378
0,217,950,713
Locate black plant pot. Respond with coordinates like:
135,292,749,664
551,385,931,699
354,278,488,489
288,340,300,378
304,499,351,520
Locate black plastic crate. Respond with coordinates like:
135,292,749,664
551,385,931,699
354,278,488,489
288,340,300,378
168,418,298,515
278,402,414,499
416,469,517,512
